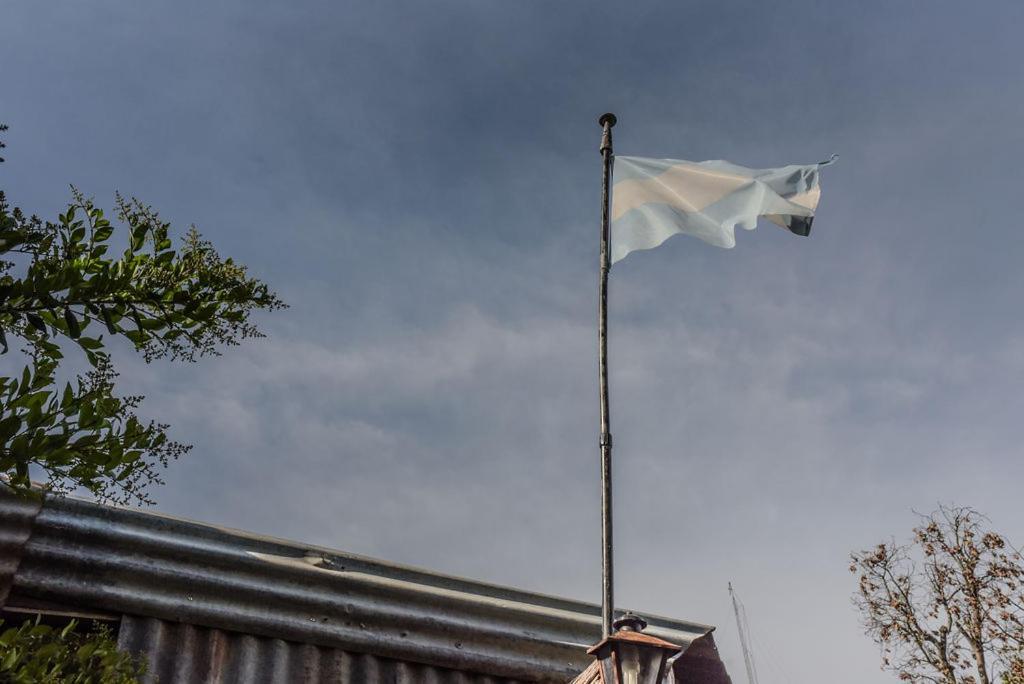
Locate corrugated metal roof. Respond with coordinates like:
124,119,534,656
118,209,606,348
118,615,525,684
0,489,41,605
0,488,725,682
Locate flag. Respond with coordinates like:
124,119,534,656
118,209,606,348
610,155,835,263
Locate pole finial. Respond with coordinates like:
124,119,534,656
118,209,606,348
599,113,616,155
613,612,648,633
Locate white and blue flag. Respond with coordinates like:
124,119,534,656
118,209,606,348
611,155,835,263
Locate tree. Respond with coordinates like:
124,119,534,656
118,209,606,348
0,618,144,683
0,126,284,504
851,505,1024,684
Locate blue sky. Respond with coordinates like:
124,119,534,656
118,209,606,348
4,1,1024,680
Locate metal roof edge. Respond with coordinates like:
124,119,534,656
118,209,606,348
3,488,715,681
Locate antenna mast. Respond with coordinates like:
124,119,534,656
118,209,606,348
729,582,760,684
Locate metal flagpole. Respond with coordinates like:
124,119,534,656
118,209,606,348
597,112,617,638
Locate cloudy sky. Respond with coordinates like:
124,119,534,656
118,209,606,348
5,1,1024,680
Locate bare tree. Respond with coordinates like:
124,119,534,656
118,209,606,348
851,505,1024,684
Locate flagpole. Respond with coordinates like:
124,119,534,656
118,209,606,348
598,112,617,639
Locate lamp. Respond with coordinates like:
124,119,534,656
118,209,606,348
587,613,683,684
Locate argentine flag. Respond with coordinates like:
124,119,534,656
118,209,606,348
611,155,835,264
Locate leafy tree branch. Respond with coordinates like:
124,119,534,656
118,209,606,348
852,506,1024,684
0,126,285,504
0,618,144,683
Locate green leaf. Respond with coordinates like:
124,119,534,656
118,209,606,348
94,224,114,242
35,642,61,660
130,224,147,251
60,620,76,639
26,312,46,334
15,389,49,412
0,231,27,251
0,415,21,443
63,307,81,339
79,402,95,428
101,307,117,335
76,641,97,661
78,336,103,350
28,623,52,638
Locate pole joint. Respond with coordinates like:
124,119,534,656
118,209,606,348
600,432,613,448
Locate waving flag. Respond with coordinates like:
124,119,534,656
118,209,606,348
611,155,835,263
587,111,838,642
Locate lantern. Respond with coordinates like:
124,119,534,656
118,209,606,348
587,613,683,684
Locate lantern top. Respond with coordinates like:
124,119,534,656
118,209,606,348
586,612,684,656
586,628,685,656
